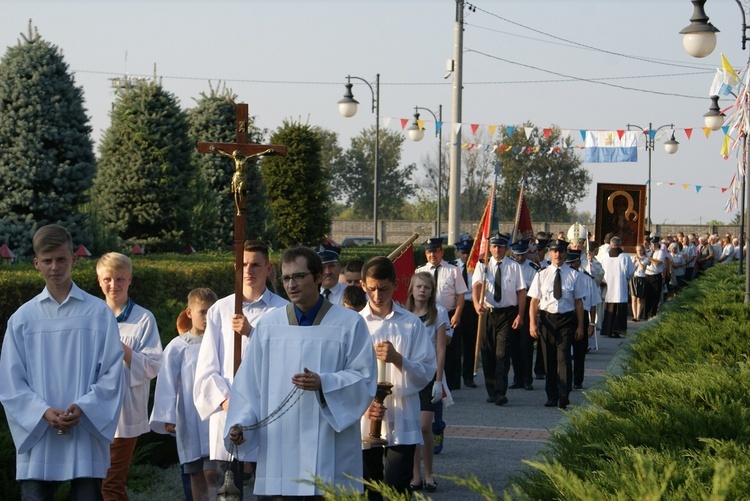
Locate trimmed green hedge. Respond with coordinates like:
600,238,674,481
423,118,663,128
508,265,750,500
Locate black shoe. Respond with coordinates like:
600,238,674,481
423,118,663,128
486,397,497,403
544,399,558,407
494,395,508,406
410,480,424,491
535,374,546,380
508,382,524,389
574,384,583,390
611,333,621,338
463,378,477,388
448,384,461,391
559,396,570,409
524,383,534,391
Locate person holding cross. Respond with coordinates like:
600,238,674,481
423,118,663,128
226,246,376,499
193,240,288,495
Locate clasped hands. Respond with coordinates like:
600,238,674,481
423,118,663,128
44,404,81,433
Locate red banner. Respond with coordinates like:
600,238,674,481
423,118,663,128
392,244,414,305
515,195,534,241
467,184,495,273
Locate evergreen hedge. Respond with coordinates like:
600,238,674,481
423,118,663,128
508,264,750,500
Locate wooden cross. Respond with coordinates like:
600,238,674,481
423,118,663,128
197,103,286,374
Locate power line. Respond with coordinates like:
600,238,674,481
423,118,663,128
465,48,706,100
466,4,715,71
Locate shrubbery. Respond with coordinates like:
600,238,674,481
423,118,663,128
508,264,750,500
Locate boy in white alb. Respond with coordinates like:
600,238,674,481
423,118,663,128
150,288,218,501
97,252,164,500
0,225,124,501
193,240,287,494
359,257,436,500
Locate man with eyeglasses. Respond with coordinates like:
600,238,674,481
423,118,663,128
226,246,376,499
194,240,288,497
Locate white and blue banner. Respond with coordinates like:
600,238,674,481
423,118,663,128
584,130,638,163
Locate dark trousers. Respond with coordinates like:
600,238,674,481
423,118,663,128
480,305,518,399
511,296,534,385
644,274,663,319
362,445,416,501
572,314,589,387
443,309,462,390
601,302,627,337
458,303,479,382
534,337,546,377
539,310,575,401
21,478,103,501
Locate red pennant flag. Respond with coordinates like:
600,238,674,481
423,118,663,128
526,146,533,153
471,124,480,135
132,243,144,255
616,130,625,140
392,244,414,305
685,128,693,139
515,195,534,241
467,185,495,273
543,128,551,139
721,187,728,193
400,118,409,129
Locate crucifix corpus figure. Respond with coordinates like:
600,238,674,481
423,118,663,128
196,103,287,373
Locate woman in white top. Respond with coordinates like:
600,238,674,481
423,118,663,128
405,272,451,492
629,245,649,321
669,242,686,293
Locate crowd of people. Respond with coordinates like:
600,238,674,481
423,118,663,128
1,223,743,501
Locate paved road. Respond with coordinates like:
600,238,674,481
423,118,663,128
423,322,638,500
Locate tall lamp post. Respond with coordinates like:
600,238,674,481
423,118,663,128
626,123,680,231
680,0,750,303
338,74,380,244
407,105,443,236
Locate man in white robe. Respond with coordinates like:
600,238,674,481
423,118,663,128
193,240,287,496
0,224,124,500
601,236,635,338
226,246,376,497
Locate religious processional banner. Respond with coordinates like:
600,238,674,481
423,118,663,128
594,183,646,253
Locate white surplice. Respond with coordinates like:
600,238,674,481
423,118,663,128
359,302,436,447
601,252,636,303
150,333,208,465
0,284,124,480
115,304,163,438
194,290,288,461
224,303,376,496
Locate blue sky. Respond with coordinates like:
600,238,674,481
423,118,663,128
2,0,746,225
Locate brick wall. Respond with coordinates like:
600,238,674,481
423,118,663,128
331,220,743,245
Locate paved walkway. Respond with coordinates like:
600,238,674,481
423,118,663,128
424,321,641,500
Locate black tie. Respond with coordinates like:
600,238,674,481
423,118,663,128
553,268,562,300
493,262,502,303
462,263,468,289
433,264,440,286
323,289,331,301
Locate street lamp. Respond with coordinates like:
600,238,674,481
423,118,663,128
680,0,720,57
338,74,380,245
407,105,444,236
704,95,727,130
682,0,750,302
626,123,679,231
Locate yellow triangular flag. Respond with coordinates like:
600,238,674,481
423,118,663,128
489,125,497,137
703,127,712,138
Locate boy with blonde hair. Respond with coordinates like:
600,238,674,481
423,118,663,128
97,252,163,500
151,288,219,501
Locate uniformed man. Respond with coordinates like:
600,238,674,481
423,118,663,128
416,236,467,390
453,238,478,388
472,233,526,406
528,239,585,409
565,249,601,390
508,240,539,391
318,243,345,305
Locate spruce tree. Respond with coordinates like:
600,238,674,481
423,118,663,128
263,120,331,248
0,23,95,256
187,84,269,249
94,79,194,252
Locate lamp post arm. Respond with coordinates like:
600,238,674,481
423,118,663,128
346,75,377,113
734,0,748,49
415,106,439,137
